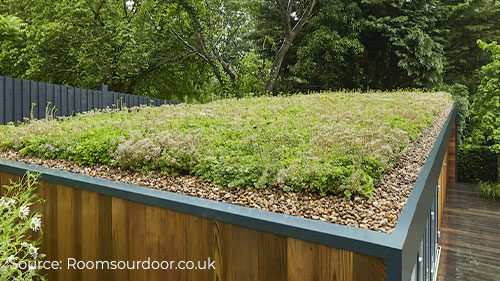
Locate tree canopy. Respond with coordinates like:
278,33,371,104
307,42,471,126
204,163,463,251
0,0,498,100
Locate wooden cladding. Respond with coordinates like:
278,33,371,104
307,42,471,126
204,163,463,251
0,172,386,281
438,123,455,231
446,123,456,183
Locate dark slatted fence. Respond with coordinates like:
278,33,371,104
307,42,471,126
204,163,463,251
0,76,175,125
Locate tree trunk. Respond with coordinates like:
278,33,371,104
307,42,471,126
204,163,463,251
264,0,318,93
265,35,294,93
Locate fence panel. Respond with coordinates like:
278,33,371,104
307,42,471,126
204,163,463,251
30,81,39,120
61,86,68,116
4,77,14,123
54,85,62,116
68,87,74,116
46,83,54,115
0,76,173,124
13,78,22,123
93,91,99,110
75,88,81,114
22,80,30,119
38,82,46,119
81,89,88,112
0,77,4,124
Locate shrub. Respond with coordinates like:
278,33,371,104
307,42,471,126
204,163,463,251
478,181,500,199
0,172,45,280
0,92,452,198
468,40,500,159
443,83,470,142
457,145,498,183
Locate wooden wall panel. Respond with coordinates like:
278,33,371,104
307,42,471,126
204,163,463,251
287,238,320,281
56,184,78,281
111,197,129,281
258,232,287,281
353,253,387,281
319,245,353,281
0,172,387,281
447,123,456,183
439,121,456,231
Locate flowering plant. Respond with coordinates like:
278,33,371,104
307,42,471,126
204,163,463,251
0,172,45,280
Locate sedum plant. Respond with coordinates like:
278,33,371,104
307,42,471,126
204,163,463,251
0,172,45,280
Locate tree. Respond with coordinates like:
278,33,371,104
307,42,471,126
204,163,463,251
0,14,25,77
360,0,446,89
165,0,263,96
264,0,318,93
469,40,500,181
290,0,364,91
442,0,500,90
0,14,23,36
0,0,216,101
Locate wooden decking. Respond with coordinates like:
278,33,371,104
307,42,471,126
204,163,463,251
437,182,500,281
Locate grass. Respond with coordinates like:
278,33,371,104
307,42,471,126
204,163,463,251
0,91,452,197
478,181,500,199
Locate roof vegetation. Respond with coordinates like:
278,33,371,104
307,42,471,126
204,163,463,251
0,92,452,197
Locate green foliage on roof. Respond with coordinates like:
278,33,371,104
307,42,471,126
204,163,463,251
0,91,452,197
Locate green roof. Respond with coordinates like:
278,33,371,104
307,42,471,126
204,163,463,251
0,91,452,197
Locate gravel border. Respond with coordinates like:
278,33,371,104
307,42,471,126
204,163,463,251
0,103,453,233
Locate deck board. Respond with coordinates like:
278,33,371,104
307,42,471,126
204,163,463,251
437,182,500,281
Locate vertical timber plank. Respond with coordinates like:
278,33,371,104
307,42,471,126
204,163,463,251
124,94,130,108
319,245,354,281
81,190,99,281
111,197,129,281
352,253,386,281
103,91,111,108
98,194,113,281
112,92,118,108
0,76,4,124
4,76,14,123
258,232,287,281
187,216,214,281
68,87,75,116
118,93,125,108
81,89,87,113
287,238,319,281
94,91,99,110
75,88,81,114
40,182,59,281
13,78,22,123
56,185,77,281
30,81,39,120
230,225,259,281
213,221,228,281
45,83,54,117
128,201,147,281
447,123,456,183
22,79,31,120
145,205,165,281
61,86,68,116
88,90,93,111
164,210,188,281
38,82,46,119
54,84,62,116
98,90,103,110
